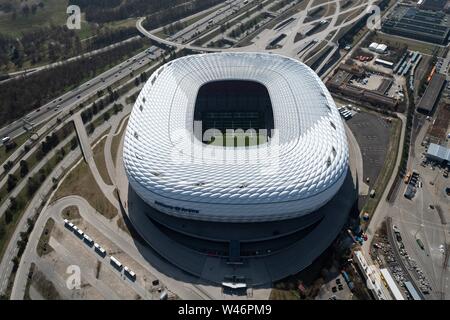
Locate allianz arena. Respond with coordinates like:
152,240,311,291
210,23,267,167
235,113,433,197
122,52,356,286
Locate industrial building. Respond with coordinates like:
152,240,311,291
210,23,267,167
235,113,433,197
374,58,394,68
327,66,398,109
417,73,446,114
122,53,357,286
419,0,447,11
382,5,450,45
380,268,405,300
426,143,450,164
369,42,388,53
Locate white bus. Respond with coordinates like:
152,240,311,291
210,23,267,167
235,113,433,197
124,266,136,280
94,243,107,257
110,256,123,270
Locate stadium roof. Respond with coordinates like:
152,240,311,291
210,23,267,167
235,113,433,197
123,53,348,222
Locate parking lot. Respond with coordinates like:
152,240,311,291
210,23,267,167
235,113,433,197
316,271,354,300
26,210,169,300
346,111,392,190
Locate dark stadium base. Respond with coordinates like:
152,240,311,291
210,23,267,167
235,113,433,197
125,169,357,287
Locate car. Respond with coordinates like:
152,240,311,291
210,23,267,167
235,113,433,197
76,95,81,99
331,286,337,293
336,278,341,285
338,284,344,291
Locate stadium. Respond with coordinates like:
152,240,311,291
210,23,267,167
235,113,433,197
120,52,357,287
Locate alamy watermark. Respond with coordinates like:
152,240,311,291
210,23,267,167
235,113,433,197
66,5,81,30
66,265,81,290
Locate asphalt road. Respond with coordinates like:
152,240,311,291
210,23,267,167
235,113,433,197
0,45,164,141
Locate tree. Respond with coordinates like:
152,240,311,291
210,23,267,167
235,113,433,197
87,123,95,134
0,223,5,238
70,137,78,150
3,160,13,172
21,5,30,16
27,176,39,196
4,209,13,224
19,160,29,177
9,196,17,210
7,174,17,192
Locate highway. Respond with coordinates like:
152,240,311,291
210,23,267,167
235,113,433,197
0,44,164,141
0,36,142,85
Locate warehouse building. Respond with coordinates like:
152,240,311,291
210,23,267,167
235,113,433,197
426,143,450,164
382,5,450,45
419,0,447,11
417,73,446,114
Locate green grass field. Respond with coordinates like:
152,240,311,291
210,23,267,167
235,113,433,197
0,0,69,36
207,132,268,147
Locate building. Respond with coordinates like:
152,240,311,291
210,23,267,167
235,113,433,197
382,5,450,45
417,73,446,114
369,42,379,51
327,68,398,109
122,53,357,286
376,43,388,53
353,251,391,300
380,268,404,300
374,58,394,68
426,143,450,164
420,0,447,11
405,281,422,300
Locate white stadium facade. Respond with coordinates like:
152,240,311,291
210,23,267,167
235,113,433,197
122,52,357,287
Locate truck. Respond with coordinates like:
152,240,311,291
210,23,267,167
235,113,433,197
341,271,354,291
416,238,425,250
404,171,411,184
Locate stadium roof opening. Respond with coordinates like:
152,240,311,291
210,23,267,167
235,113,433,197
194,80,274,146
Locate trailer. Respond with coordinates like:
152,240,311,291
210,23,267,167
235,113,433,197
341,271,354,290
